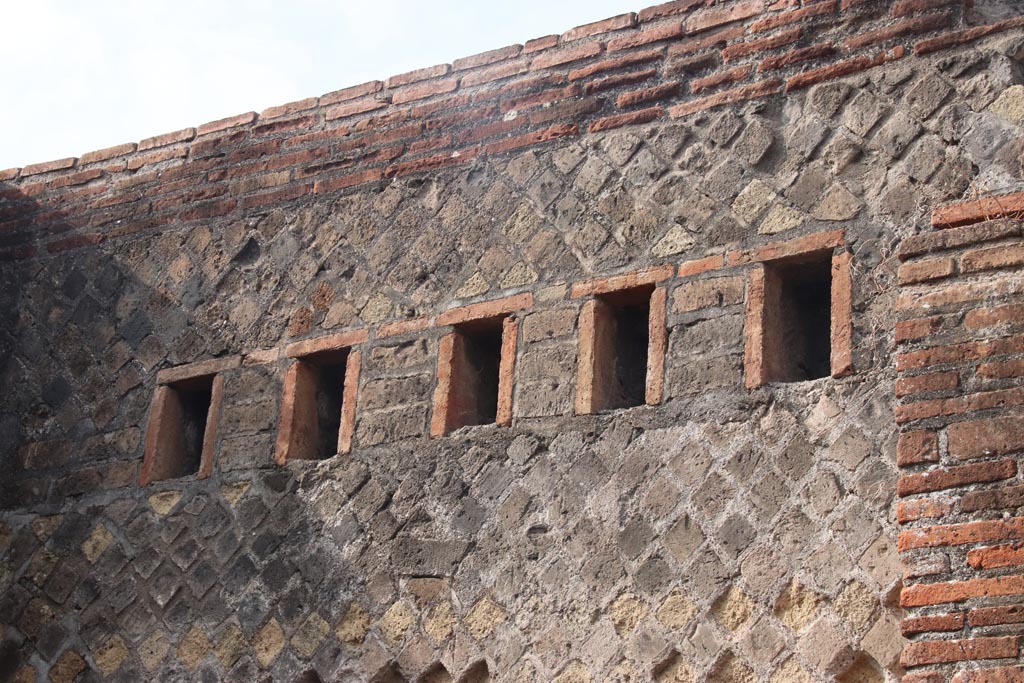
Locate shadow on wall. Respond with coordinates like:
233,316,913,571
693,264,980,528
0,180,239,509
0,180,41,504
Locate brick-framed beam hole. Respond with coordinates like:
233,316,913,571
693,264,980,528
431,314,519,436
276,345,362,463
576,283,668,414
141,371,224,486
744,246,853,388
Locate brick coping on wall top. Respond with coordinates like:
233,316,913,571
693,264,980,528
2,1,1024,265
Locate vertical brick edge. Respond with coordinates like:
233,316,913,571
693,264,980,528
497,317,519,426
744,265,767,390
338,350,361,455
198,375,224,479
576,299,599,415
275,363,302,465
646,286,668,405
431,333,457,437
831,250,854,378
140,385,172,486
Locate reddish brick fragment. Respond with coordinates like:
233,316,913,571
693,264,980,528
678,254,725,277
618,82,680,108
260,97,318,119
21,157,76,176
638,0,707,23
785,48,904,91
722,27,801,61
896,371,958,398
760,44,836,72
966,303,1024,330
691,65,752,93
900,636,1019,667
844,13,952,50
484,124,578,156
671,78,782,116
313,169,384,194
948,416,1024,460
687,0,763,34
895,316,943,343
898,256,956,284
901,613,964,636
562,13,636,43
531,42,603,70
968,543,1024,570
897,496,954,523
391,77,459,105
568,49,664,80
453,45,523,71
80,143,136,165
893,0,957,16
608,22,685,51
385,63,451,89
899,516,1024,552
750,0,837,32
968,605,1024,627
915,16,1024,55
588,107,664,133
897,458,1016,497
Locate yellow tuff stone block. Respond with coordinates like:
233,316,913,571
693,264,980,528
254,618,285,668
380,600,417,644
336,603,371,645
424,600,456,644
712,586,755,631
656,590,696,631
81,524,113,564
94,636,129,675
465,596,506,641
774,581,822,632
148,491,183,516
176,625,211,669
609,593,647,635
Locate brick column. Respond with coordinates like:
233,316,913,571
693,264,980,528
895,208,1024,682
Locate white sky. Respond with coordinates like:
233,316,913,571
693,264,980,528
0,0,641,170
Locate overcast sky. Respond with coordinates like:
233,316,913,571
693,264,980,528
1,0,643,170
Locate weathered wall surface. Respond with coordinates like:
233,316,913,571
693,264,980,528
1,1,1023,681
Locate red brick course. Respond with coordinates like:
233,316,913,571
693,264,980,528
2,2,1017,265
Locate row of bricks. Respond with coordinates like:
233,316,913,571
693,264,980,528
5,112,1013,264
902,574,1024,608
897,303,1024,345
902,604,1024,636
897,272,1024,316
896,386,1024,424
900,635,1019,669
898,335,1024,373
899,241,1024,286
4,19,1019,261
0,0,978,187
0,1,902,181
897,481,1024,521
895,194,1024,683
899,515,1024,553
905,666,1024,683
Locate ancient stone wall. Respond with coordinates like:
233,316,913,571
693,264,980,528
1,1,1024,681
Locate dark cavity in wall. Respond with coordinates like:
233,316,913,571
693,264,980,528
763,254,832,383
451,319,503,428
600,286,652,410
162,375,215,478
309,349,349,459
0,640,20,680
